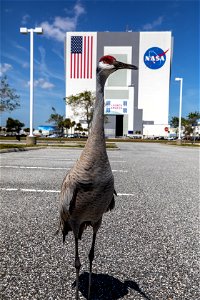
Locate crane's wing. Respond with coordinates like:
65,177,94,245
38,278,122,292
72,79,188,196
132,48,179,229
56,175,78,241
60,180,77,214
58,178,95,242
106,188,117,212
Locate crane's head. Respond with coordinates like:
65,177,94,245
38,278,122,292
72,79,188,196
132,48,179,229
98,55,138,75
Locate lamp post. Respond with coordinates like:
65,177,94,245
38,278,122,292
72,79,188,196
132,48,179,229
175,77,183,143
128,84,135,136
20,27,43,144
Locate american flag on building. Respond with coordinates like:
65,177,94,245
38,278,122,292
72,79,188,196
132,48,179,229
70,35,94,79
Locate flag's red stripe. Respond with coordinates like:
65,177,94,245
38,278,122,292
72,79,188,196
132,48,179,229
87,36,90,79
74,54,76,78
70,53,72,78
90,36,93,79
77,54,79,78
80,53,82,79
84,36,86,78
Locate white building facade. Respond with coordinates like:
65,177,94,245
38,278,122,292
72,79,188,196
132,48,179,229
65,31,173,137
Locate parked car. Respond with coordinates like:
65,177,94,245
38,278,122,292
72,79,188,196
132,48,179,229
48,134,59,138
156,136,165,140
167,137,176,140
67,133,81,138
67,134,75,138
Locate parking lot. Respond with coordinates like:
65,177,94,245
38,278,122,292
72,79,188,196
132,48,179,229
1,143,199,299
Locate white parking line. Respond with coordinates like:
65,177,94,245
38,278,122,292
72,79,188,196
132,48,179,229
112,170,128,173
0,166,70,170
0,166,128,172
21,188,59,193
27,158,75,161
0,188,18,191
2,157,126,163
0,187,134,196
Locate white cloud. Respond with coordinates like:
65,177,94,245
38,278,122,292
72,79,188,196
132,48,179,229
0,63,13,76
142,16,164,30
74,2,85,16
2,52,29,70
38,46,49,77
27,78,55,89
39,21,66,42
54,16,76,31
34,46,64,81
40,1,85,42
35,78,55,89
21,14,30,25
22,62,29,68
14,43,28,53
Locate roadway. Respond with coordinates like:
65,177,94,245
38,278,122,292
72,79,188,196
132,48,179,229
1,143,199,299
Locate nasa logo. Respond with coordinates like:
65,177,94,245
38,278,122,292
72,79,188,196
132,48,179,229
144,47,169,70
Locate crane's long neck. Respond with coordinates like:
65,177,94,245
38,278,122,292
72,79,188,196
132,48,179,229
84,72,107,151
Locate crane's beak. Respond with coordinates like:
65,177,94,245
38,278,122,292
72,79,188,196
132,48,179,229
114,60,138,70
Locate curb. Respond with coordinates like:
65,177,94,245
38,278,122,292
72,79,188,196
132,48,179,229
0,147,46,153
0,145,119,153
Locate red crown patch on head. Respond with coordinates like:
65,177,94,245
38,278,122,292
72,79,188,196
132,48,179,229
99,55,116,64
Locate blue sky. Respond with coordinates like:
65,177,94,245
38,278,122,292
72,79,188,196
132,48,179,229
1,0,199,128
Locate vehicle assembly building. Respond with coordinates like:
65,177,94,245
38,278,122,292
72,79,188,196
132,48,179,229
65,31,173,137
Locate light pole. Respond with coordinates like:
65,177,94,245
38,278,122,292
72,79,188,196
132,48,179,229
128,84,135,136
20,27,43,143
175,77,183,142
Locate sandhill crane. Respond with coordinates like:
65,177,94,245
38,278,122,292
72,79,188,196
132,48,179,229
58,55,138,299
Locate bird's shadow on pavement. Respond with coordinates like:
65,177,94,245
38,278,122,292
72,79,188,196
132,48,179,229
72,272,151,300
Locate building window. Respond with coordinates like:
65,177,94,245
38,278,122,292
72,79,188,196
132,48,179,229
106,107,110,113
123,101,127,106
106,100,111,106
79,120,87,124
123,108,127,114
105,90,129,99
107,54,128,87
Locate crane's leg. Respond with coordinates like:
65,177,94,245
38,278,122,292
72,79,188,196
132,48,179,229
75,236,81,300
88,232,96,300
88,218,102,299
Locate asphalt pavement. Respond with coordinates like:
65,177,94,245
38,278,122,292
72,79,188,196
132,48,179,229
0,143,199,300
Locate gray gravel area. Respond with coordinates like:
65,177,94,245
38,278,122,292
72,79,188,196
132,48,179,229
0,143,199,299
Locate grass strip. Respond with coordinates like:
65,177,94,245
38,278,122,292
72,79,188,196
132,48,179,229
0,143,118,150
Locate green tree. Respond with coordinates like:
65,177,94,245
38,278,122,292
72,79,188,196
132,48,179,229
46,107,64,133
62,118,77,134
63,118,72,133
6,117,24,133
170,116,190,137
75,122,83,133
0,76,20,112
24,128,30,134
187,111,200,126
184,122,193,139
186,111,200,141
170,116,187,128
70,121,76,134
170,112,200,140
65,91,95,129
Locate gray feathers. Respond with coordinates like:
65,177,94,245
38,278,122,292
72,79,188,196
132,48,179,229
57,55,138,300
